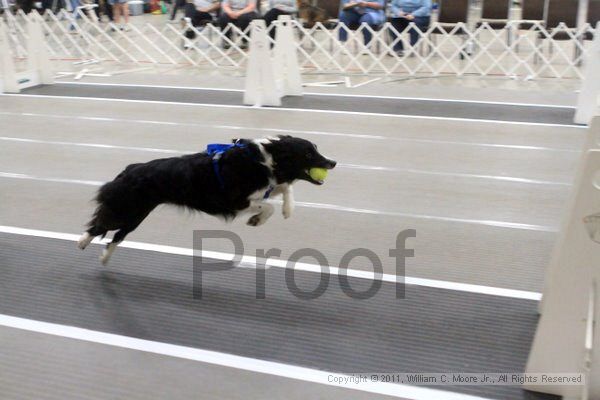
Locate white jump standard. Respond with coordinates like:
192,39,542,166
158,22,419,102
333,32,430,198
244,16,302,107
0,11,53,93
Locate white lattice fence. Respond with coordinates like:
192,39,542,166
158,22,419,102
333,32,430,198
2,9,597,78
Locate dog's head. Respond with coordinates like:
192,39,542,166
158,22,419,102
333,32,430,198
261,136,336,185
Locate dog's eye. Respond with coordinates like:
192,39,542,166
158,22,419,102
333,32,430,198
306,153,313,159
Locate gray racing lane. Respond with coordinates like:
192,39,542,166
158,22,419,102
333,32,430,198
21,83,577,125
0,233,556,400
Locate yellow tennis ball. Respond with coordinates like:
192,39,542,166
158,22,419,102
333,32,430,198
309,167,328,181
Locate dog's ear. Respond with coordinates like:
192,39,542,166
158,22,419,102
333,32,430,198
277,135,293,140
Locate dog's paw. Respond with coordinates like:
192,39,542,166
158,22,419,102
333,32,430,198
78,232,93,250
247,213,267,227
100,251,110,266
99,243,116,265
282,202,294,219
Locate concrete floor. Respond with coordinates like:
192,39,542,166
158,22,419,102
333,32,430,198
0,75,584,399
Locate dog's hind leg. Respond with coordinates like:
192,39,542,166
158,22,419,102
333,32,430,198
100,227,132,265
78,225,108,250
78,232,94,250
99,209,152,265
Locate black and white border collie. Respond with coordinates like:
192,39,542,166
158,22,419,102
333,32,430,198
78,135,336,264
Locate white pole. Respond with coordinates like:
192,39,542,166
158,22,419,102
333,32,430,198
574,22,600,125
0,18,19,93
243,19,281,107
525,120,600,397
273,15,302,97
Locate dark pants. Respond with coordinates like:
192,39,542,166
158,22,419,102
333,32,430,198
263,8,291,40
389,16,430,51
219,11,258,43
104,0,113,21
170,0,186,20
338,9,381,45
184,3,212,38
18,0,34,13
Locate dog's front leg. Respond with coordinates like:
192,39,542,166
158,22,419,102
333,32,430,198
282,185,294,219
246,200,275,226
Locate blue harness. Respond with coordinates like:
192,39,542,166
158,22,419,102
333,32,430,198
206,143,274,199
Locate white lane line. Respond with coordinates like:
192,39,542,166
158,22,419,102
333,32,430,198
0,137,183,155
58,81,576,109
0,225,543,301
0,137,571,186
0,110,583,152
0,172,557,232
0,314,492,400
293,200,555,232
0,172,104,186
1,93,586,129
338,163,570,186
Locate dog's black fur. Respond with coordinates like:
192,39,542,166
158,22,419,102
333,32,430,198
83,136,336,249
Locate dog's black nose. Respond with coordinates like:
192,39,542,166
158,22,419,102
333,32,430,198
328,160,337,169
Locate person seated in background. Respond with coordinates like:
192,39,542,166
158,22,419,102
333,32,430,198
218,0,258,48
263,0,297,40
182,0,220,39
338,0,385,49
388,0,431,56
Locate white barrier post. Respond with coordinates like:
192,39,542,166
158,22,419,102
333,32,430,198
22,11,54,89
538,117,600,316
1,11,53,93
574,23,600,125
525,121,600,398
0,18,19,93
243,19,281,107
273,15,302,97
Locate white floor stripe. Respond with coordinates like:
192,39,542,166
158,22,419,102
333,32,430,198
0,172,104,186
58,81,576,109
0,137,183,155
1,93,586,129
0,225,542,301
293,200,555,232
0,110,583,152
0,172,557,232
0,313,492,400
0,136,571,186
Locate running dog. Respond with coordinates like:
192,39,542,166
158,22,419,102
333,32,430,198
78,136,336,264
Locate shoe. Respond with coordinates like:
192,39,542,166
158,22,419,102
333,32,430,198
240,42,248,50
222,41,231,50
184,29,196,39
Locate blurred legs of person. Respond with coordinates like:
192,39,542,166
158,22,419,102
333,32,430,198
338,9,378,46
183,2,212,38
218,11,257,48
104,0,114,20
263,8,290,40
389,16,429,54
170,0,185,20
113,0,129,29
